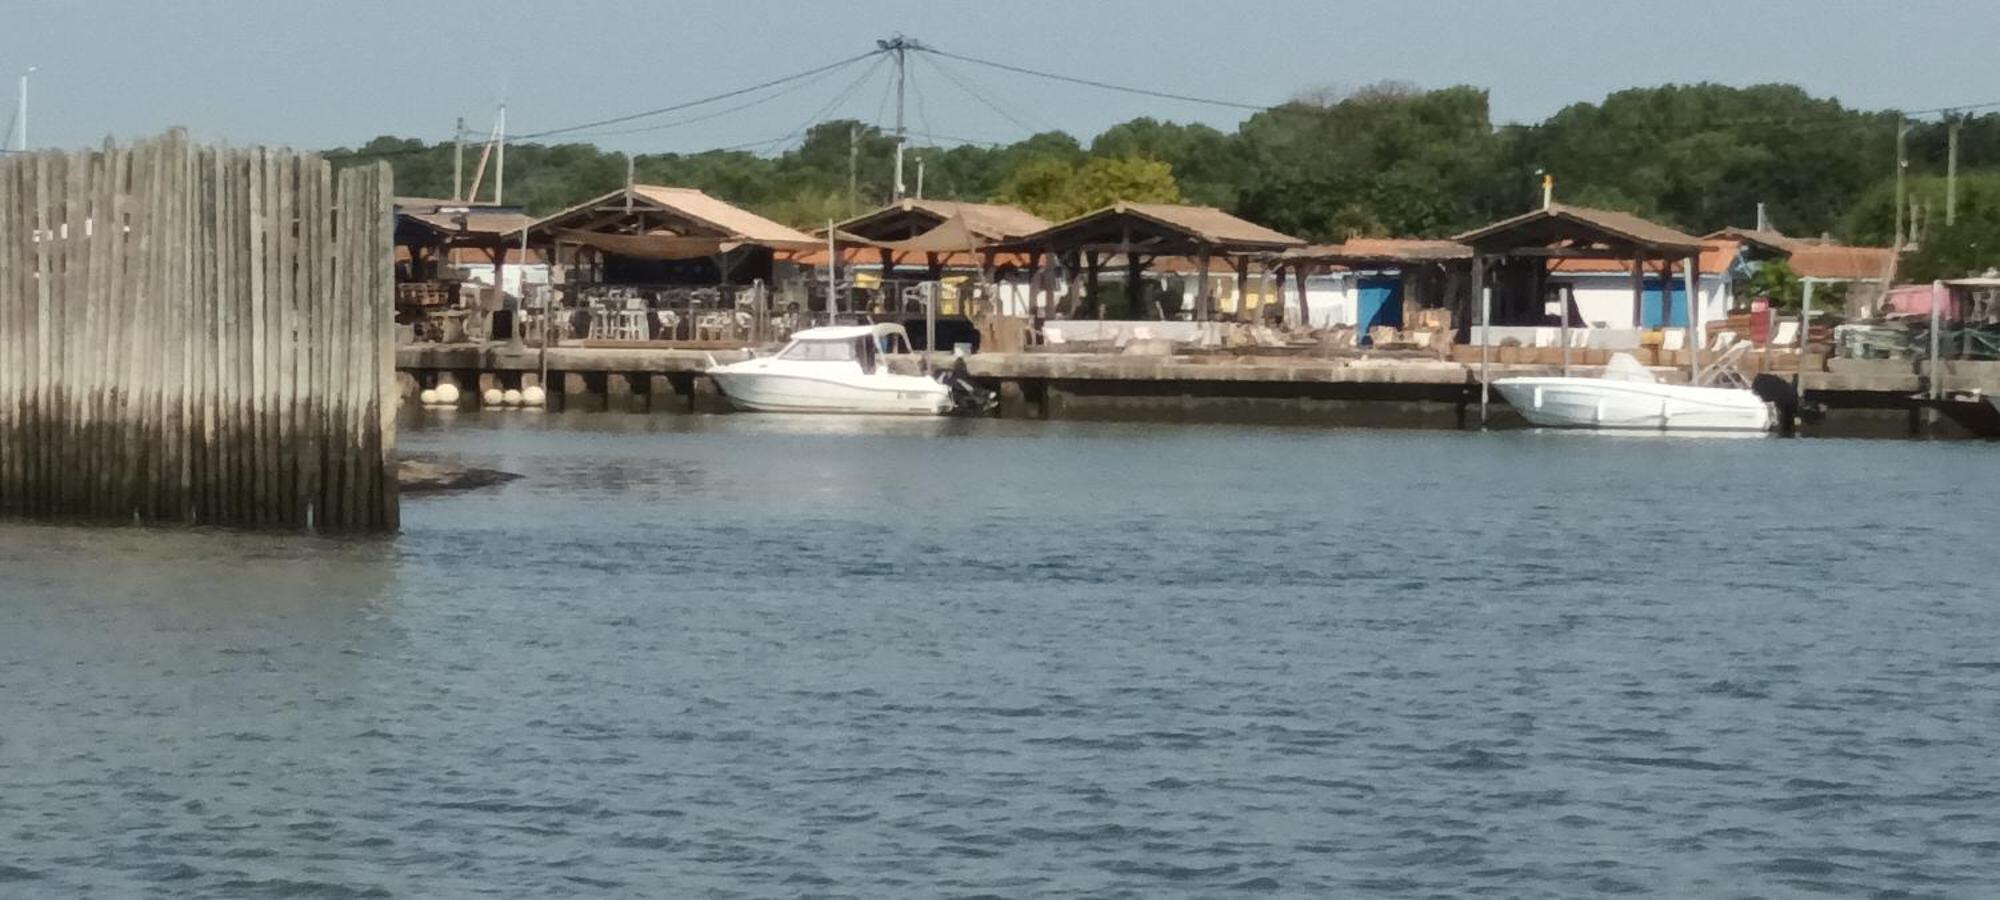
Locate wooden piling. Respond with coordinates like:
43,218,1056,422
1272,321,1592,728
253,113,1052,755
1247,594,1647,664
0,133,397,530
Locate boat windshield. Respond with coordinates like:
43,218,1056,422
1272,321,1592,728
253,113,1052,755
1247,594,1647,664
778,339,859,362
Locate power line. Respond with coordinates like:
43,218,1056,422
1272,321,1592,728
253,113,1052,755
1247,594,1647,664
916,52,1048,137
550,59,864,141
751,53,891,155
918,45,1270,112
870,55,897,131
508,48,884,141
909,52,937,145
909,128,1011,148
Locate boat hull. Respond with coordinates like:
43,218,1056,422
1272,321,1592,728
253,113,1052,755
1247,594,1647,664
708,370,953,415
1493,377,1775,432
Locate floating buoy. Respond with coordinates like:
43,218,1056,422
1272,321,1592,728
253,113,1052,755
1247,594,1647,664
418,388,438,406
521,385,546,408
503,388,524,406
482,388,504,407
434,383,461,406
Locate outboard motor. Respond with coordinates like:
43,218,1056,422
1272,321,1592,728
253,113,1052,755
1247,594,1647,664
935,357,997,416
1751,374,1824,436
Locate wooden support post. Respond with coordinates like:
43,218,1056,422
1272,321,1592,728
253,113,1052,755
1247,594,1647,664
1125,252,1145,319
1930,279,1945,400
1795,280,1814,391
1559,260,1572,376
647,373,681,413
1631,251,1646,337
1473,254,1490,427
1063,250,1084,319
1233,256,1250,322
1684,256,1700,384
1195,250,1212,323
1296,262,1312,326
1085,250,1101,318
878,247,895,313
1273,265,1289,328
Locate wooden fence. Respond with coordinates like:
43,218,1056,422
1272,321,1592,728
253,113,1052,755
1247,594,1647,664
0,132,397,530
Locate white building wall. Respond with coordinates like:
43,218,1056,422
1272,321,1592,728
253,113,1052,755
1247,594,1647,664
1557,272,1732,330
456,262,551,303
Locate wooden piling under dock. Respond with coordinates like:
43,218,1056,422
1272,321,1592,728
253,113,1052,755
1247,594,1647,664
0,133,398,530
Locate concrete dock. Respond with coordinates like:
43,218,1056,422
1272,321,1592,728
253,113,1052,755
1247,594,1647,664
396,343,2000,437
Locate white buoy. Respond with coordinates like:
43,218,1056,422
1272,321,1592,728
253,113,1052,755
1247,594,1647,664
521,385,546,408
503,388,524,407
482,388,504,407
434,382,461,406
418,388,438,406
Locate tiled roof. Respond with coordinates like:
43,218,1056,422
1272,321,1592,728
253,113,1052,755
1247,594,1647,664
1456,202,1707,255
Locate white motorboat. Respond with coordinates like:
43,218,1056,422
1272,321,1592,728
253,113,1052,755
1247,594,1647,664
1493,353,1778,432
707,323,960,415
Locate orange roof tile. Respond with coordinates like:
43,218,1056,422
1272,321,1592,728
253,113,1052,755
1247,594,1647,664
1547,239,1741,276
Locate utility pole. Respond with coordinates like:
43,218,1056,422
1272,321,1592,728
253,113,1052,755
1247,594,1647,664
877,35,922,202
16,66,34,151
916,153,926,200
453,116,466,202
1947,118,1961,227
494,103,507,206
1894,118,1909,251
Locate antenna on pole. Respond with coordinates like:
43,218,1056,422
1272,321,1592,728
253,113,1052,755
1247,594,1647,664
877,34,923,202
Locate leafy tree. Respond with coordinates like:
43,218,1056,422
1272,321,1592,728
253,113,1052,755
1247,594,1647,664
1233,83,1504,240
996,156,1182,221
1740,259,1804,310
1509,83,1897,235
1090,118,1240,206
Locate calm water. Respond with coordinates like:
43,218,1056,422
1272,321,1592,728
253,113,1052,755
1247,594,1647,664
2,414,1997,898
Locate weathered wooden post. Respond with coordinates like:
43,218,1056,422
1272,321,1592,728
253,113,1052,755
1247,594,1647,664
0,133,397,530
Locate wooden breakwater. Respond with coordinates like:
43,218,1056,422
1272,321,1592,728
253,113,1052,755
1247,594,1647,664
0,132,398,530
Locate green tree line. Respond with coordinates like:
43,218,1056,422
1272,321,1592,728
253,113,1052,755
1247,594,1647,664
336,82,2000,278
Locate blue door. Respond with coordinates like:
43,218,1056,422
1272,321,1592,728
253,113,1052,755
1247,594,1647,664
1356,276,1403,344
1639,277,1688,327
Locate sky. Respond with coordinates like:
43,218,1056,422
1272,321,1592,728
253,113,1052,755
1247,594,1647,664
1,0,1994,155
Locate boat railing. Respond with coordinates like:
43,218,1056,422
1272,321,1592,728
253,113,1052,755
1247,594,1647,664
1696,340,1755,388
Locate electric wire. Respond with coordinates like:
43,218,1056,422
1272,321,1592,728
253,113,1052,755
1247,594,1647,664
551,56,872,141
506,49,884,141
916,52,1049,138
917,45,1271,111
750,52,891,155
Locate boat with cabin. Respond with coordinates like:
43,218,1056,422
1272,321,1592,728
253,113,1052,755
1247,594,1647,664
707,323,987,416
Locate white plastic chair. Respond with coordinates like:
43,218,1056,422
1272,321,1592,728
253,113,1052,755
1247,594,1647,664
1662,330,1686,351
1771,321,1800,347
1712,330,1737,352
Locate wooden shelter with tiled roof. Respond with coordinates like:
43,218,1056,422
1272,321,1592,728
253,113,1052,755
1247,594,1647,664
1453,203,1716,424
996,202,1305,320
824,199,1051,289
835,198,1049,244
508,183,818,292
